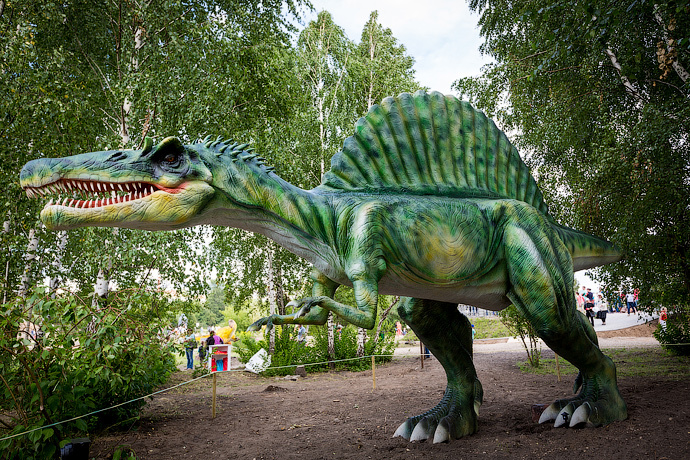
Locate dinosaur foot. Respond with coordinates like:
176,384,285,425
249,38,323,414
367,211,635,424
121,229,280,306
393,382,482,443
539,363,627,428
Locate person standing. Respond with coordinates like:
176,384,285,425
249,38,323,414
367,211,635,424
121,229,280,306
584,288,595,326
626,291,637,316
659,307,668,329
183,329,197,370
297,324,307,345
596,293,607,325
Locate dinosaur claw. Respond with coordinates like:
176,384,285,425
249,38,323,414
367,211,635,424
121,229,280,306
554,403,575,428
538,403,560,424
432,419,452,444
286,300,299,309
393,420,413,440
570,403,591,427
410,418,434,442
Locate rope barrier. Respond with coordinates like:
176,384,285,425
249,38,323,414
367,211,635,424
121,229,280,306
0,352,404,443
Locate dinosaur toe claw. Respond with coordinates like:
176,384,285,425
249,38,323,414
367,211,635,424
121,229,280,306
432,418,452,444
393,420,413,440
554,403,575,428
570,403,591,427
410,417,435,442
538,403,560,424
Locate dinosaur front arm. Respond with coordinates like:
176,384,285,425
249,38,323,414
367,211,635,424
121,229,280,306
248,268,381,331
247,269,339,330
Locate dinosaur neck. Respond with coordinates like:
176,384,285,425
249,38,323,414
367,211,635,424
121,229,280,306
208,165,335,263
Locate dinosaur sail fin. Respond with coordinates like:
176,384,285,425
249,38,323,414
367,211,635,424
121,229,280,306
319,90,552,220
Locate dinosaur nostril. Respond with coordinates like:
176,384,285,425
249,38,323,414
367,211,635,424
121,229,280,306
109,151,127,162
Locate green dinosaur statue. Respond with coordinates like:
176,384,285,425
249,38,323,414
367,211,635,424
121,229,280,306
20,91,626,443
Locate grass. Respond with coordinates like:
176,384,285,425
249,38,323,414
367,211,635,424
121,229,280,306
471,316,512,339
518,347,690,379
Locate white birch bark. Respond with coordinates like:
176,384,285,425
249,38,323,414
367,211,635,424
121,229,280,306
18,228,39,340
604,47,647,103
18,228,38,298
653,5,689,83
48,231,68,295
266,247,277,355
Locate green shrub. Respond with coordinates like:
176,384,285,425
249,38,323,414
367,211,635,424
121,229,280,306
236,324,396,376
499,305,541,367
0,288,180,459
654,307,690,356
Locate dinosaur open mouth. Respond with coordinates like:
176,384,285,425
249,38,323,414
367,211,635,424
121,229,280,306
24,179,167,209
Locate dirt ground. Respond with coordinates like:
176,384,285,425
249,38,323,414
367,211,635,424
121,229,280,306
91,323,689,460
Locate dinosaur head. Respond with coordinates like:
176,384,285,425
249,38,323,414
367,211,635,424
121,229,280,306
19,137,217,231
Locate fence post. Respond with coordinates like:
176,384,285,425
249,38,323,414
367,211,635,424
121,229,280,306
212,372,217,418
371,355,376,390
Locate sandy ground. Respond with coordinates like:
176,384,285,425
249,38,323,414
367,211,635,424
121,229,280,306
88,320,690,460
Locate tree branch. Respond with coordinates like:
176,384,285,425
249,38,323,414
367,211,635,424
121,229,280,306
653,4,689,83
604,47,648,103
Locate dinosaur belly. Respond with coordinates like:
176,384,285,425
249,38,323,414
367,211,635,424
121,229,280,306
384,200,496,283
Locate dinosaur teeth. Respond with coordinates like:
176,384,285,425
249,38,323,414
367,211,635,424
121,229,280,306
69,199,75,207
117,184,123,192
61,198,68,206
47,198,53,206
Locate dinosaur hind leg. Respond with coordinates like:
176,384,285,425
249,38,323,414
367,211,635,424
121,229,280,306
503,215,627,428
393,298,482,443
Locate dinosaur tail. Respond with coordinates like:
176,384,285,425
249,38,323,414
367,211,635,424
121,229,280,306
553,224,622,271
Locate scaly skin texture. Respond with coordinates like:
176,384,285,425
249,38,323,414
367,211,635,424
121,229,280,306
20,91,627,443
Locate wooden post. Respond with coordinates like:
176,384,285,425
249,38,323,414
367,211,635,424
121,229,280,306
212,372,217,418
371,355,376,390
420,341,424,369
555,354,561,382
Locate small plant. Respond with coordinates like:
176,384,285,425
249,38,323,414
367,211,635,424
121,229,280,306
236,324,396,375
654,306,690,356
499,305,541,367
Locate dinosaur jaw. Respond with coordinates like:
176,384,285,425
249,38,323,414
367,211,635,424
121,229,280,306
24,178,214,230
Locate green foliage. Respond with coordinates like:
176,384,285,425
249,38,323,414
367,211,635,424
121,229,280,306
499,305,541,367
235,327,312,377
0,288,179,459
456,0,690,318
236,324,396,376
654,307,690,356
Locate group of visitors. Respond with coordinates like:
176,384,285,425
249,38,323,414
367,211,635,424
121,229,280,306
576,286,640,327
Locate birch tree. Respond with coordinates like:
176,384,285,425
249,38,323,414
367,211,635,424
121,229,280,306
455,0,690,314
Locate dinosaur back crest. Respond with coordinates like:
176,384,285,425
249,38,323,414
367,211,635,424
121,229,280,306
319,91,551,219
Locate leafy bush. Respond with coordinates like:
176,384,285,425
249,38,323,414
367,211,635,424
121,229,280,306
0,288,181,459
654,307,690,356
236,324,396,376
499,305,541,367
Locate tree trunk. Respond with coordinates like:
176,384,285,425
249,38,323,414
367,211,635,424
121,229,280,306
18,228,38,298
266,245,277,355
374,296,399,344
48,231,68,295
327,311,335,369
357,327,367,357
653,4,689,83
18,228,38,340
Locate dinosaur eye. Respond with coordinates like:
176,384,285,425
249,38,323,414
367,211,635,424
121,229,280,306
164,153,178,163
